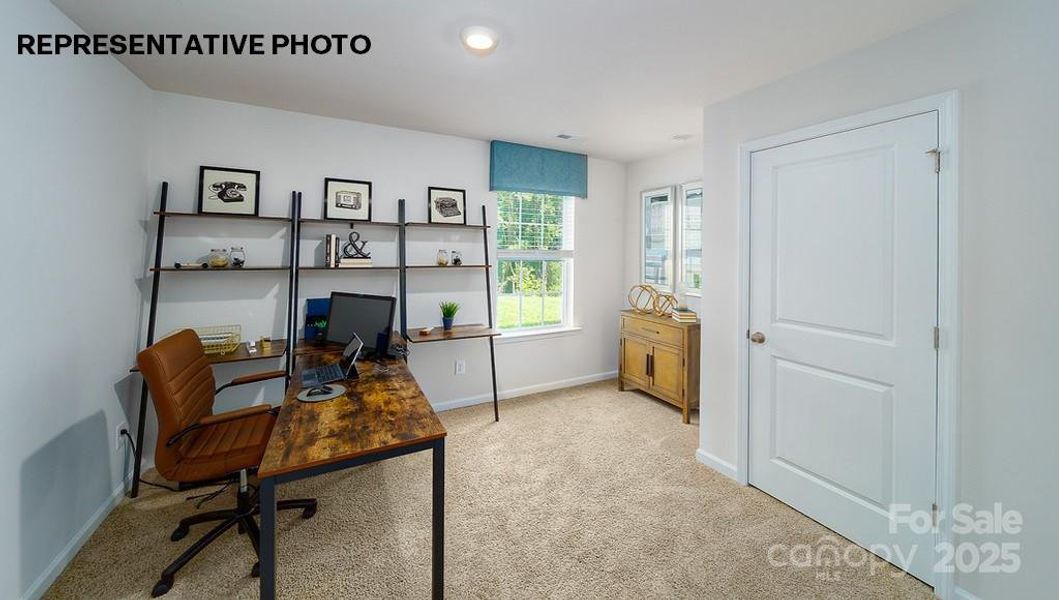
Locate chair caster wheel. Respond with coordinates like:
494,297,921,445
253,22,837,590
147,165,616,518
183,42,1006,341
302,503,317,519
251,562,260,578
151,576,173,597
170,526,188,542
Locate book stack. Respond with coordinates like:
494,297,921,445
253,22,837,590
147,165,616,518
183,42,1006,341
671,307,698,323
338,257,373,268
324,234,340,268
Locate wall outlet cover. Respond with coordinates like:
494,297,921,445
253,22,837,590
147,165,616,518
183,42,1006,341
115,422,129,451
455,359,466,375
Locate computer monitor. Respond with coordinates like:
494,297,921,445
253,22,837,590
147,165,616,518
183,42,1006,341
324,292,396,356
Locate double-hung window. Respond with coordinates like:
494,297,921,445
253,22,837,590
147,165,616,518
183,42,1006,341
496,191,574,331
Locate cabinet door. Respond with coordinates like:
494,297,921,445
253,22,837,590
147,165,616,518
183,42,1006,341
650,344,683,401
621,335,651,387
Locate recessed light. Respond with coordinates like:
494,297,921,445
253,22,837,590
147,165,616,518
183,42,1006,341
460,26,499,55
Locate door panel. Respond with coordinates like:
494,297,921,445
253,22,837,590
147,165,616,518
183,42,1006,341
749,112,938,583
649,344,682,400
621,335,650,387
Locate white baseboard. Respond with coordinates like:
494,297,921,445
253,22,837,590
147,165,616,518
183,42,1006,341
952,587,982,600
695,448,739,481
22,482,125,600
432,370,618,413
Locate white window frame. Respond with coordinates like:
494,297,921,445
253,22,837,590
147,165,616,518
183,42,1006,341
639,183,703,296
640,186,675,290
495,193,575,334
678,181,703,296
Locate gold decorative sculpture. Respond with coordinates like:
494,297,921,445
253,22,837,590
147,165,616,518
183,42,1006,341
653,292,678,317
628,284,658,314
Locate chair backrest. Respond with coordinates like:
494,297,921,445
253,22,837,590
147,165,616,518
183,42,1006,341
136,329,217,481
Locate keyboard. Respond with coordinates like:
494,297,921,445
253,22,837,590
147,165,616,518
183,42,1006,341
302,362,344,387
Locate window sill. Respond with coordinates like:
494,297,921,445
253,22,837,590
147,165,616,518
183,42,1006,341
495,326,583,345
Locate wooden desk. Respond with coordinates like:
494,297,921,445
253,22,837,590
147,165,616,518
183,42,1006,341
257,351,447,599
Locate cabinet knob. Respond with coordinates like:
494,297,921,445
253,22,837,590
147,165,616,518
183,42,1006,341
750,331,766,344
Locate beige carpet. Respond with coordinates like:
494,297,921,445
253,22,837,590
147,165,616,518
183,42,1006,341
45,380,932,599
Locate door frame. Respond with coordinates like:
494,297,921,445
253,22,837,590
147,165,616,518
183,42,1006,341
734,92,960,597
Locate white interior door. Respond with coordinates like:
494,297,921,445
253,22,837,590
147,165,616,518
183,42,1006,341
749,112,938,583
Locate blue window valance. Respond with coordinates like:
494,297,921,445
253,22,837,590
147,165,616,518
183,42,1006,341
489,140,588,198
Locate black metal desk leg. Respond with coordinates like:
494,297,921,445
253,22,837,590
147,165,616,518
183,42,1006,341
432,439,445,599
259,477,277,600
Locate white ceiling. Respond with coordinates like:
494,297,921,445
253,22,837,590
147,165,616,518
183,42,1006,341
52,0,968,162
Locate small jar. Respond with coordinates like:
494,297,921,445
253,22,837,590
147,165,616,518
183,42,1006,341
436,249,450,266
207,248,230,269
450,250,463,266
230,246,246,268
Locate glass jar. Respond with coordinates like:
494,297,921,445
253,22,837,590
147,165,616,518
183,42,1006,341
450,250,463,266
230,246,246,268
207,248,230,269
435,249,450,266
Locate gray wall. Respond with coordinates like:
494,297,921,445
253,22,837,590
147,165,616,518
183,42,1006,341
696,0,1058,597
0,1,152,598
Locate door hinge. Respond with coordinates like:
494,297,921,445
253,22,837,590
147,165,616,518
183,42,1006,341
746,329,751,339
933,326,940,350
926,148,941,173
932,503,939,528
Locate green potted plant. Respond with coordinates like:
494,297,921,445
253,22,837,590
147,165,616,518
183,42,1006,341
440,301,460,331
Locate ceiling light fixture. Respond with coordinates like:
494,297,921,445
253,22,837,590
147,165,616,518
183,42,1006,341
460,26,499,55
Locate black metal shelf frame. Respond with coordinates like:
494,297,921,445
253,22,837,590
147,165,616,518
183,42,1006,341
130,182,298,498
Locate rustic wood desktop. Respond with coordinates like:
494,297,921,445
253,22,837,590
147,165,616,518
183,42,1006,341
256,346,447,599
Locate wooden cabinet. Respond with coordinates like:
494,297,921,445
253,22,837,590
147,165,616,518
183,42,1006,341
618,310,700,423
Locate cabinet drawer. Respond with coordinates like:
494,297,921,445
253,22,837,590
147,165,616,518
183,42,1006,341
621,316,682,347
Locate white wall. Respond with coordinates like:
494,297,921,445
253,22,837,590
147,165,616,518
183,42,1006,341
0,1,152,598
696,0,1058,597
623,145,703,310
144,92,627,465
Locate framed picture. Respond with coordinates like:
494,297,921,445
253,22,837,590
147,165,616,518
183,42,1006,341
325,178,372,221
428,187,467,225
198,166,260,216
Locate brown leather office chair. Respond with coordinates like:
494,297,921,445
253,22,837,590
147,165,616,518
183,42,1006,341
137,329,317,597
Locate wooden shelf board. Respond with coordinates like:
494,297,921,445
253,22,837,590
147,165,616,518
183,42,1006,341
405,222,489,230
299,218,400,227
131,339,287,372
156,210,291,223
299,266,400,271
152,266,290,272
407,325,500,343
405,264,490,270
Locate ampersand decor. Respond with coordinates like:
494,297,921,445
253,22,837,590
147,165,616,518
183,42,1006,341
342,228,371,259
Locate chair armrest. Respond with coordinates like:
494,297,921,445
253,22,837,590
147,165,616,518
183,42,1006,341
166,404,277,447
216,370,287,394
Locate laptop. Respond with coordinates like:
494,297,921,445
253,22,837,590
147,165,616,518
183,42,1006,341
301,333,363,389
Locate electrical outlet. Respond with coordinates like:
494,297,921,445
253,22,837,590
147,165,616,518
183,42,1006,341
454,359,466,375
115,422,129,451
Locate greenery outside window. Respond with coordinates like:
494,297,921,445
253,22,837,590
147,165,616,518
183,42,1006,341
496,191,574,331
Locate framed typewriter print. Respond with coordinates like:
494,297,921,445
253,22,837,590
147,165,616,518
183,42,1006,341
427,186,466,225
